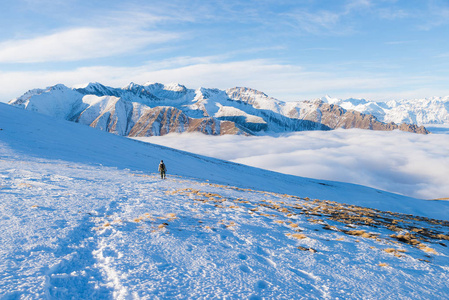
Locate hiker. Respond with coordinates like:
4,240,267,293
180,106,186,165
158,160,167,179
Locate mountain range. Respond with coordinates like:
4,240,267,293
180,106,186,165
321,95,449,125
8,82,430,136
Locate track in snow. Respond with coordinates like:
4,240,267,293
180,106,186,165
1,157,449,299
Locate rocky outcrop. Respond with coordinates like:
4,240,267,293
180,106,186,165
82,104,248,137
309,102,429,134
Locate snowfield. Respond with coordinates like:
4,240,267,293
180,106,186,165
1,103,449,299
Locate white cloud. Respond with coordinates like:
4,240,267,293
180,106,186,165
1,58,449,102
378,8,408,20
416,1,449,30
136,129,449,200
284,10,352,35
0,27,178,63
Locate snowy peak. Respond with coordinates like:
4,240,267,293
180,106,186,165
226,87,283,112
9,84,84,120
141,82,189,97
75,82,116,96
320,95,340,105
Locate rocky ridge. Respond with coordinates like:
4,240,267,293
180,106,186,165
9,83,429,136
321,95,449,125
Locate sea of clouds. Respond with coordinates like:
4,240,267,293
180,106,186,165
135,126,449,200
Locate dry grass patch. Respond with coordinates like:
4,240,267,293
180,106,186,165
389,233,421,246
435,234,449,241
343,230,379,239
218,221,237,229
158,223,169,229
234,199,250,204
286,233,307,239
418,245,438,254
307,218,325,224
383,248,406,257
297,246,317,253
323,225,339,231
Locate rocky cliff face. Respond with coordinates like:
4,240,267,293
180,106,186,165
75,97,244,136
306,102,429,134
8,82,429,136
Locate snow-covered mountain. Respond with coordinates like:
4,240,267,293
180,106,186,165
1,102,449,299
9,82,429,136
322,95,449,125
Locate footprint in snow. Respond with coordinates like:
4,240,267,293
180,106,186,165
237,253,248,260
239,265,251,273
256,280,268,289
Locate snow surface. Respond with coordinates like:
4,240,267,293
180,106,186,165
1,103,449,299
214,105,267,124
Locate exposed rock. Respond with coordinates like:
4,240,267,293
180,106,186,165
310,101,430,134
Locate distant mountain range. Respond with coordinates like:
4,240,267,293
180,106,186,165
321,95,449,125
8,82,432,136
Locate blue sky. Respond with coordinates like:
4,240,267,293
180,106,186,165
1,0,448,102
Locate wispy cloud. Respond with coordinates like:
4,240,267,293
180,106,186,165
417,1,449,30
345,0,372,12
2,58,448,102
377,8,408,20
284,10,352,35
385,40,418,45
280,0,406,36
436,52,449,58
0,59,383,101
0,26,178,63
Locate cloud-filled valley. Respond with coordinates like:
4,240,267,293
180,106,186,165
136,127,449,200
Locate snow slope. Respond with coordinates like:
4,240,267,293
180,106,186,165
1,103,449,299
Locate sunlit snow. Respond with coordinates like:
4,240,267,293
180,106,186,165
1,103,449,299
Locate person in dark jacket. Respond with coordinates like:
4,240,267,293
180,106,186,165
158,160,167,179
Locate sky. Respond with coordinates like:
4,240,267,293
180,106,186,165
1,0,449,102
139,126,449,200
